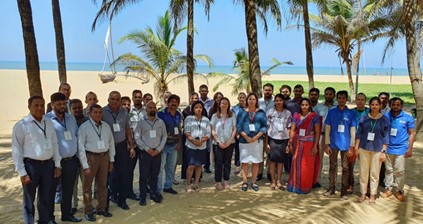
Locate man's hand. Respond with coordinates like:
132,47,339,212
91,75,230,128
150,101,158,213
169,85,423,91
108,162,114,172
20,175,32,185
325,145,332,155
54,168,61,178
129,148,136,158
405,149,413,158
84,168,92,177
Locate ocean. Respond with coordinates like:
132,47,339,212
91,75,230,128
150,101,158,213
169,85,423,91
0,61,410,76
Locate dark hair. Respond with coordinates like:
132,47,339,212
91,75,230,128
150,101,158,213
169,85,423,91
309,87,320,95
167,94,181,104
279,84,291,93
28,96,44,106
390,97,404,106
368,97,382,112
108,91,121,99
143,93,153,100
246,92,259,109
58,83,70,91
121,96,131,103
294,84,304,90
336,90,348,99
238,92,246,97
299,98,313,112
199,84,208,90
50,92,67,102
191,92,199,97
274,93,284,102
378,92,390,98
324,87,336,95
217,97,233,118
263,83,274,90
85,91,97,100
356,92,367,100
132,89,142,96
90,104,102,112
191,100,204,115
69,99,82,107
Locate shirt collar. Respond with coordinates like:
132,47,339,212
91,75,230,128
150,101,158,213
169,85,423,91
89,117,102,126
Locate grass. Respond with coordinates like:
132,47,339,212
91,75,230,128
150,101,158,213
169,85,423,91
269,80,415,106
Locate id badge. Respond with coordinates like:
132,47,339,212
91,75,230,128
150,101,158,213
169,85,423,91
299,129,306,136
174,127,179,135
113,123,121,132
97,140,106,149
44,140,52,150
276,122,284,132
367,132,375,141
249,124,256,132
338,124,345,133
64,130,72,140
390,128,398,136
149,130,157,139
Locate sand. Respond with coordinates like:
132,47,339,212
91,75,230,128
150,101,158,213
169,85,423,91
0,69,421,223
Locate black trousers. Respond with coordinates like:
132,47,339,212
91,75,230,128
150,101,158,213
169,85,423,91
50,156,79,220
22,158,54,224
139,150,161,199
204,141,211,170
234,139,240,167
112,141,130,204
128,147,140,195
213,144,235,182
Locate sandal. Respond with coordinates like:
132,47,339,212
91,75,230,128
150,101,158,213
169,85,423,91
277,182,285,191
369,195,376,204
186,185,193,193
251,183,259,191
234,168,241,175
193,184,200,192
270,183,276,190
357,194,366,203
216,182,224,191
241,182,248,191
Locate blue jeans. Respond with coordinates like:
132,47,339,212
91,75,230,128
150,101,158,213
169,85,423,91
157,143,178,192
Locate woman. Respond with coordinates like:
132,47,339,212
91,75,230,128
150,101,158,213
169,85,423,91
287,98,322,194
211,97,237,190
266,94,292,190
237,93,267,191
184,101,211,192
208,92,224,119
355,97,390,204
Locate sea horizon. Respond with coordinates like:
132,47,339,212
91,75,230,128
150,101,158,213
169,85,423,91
0,61,410,76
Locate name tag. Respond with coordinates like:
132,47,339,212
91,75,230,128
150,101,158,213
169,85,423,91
174,127,179,135
367,132,375,141
44,140,52,150
249,124,256,132
149,130,157,139
390,128,398,136
338,125,345,133
299,129,306,136
276,123,284,132
97,140,106,149
113,123,121,132
64,130,72,140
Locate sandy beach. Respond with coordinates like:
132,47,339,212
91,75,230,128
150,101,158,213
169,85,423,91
0,69,421,223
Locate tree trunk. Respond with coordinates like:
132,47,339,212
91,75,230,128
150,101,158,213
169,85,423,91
345,57,355,102
17,0,43,97
52,0,67,84
244,0,262,97
186,0,195,97
303,2,314,90
404,0,423,135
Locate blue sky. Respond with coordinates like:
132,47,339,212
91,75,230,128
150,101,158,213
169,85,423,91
0,0,408,68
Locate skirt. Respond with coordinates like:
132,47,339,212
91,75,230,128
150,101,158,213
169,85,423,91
268,138,288,163
239,140,263,163
186,147,207,166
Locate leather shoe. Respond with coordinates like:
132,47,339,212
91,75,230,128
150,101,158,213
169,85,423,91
256,173,263,181
61,215,82,222
118,202,130,210
164,188,178,194
97,210,113,217
128,193,140,200
84,214,96,222
70,207,77,216
151,193,163,203
204,168,212,173
139,197,147,206
110,194,118,204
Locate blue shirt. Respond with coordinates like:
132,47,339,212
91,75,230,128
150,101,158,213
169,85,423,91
237,109,267,143
356,114,390,152
231,104,245,118
351,107,369,131
45,111,79,158
385,111,415,155
325,106,356,151
158,108,183,144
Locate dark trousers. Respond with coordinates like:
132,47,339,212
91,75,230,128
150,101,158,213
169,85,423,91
328,149,349,192
213,144,234,182
234,139,240,167
22,158,54,224
379,162,386,186
139,150,161,199
112,141,130,204
50,156,78,219
204,141,211,170
128,147,140,195
284,153,292,174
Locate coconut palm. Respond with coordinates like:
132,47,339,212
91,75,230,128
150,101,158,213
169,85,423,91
113,11,212,105
209,48,293,95
17,0,43,97
52,0,67,83
91,0,143,31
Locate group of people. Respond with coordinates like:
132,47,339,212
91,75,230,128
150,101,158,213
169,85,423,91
12,82,415,223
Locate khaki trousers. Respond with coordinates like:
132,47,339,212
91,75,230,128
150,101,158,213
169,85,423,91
385,154,405,192
359,149,382,195
83,152,109,215
318,134,326,181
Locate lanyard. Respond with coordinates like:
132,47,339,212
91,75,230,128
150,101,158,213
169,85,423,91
89,120,102,140
33,120,47,139
145,118,157,129
55,115,67,131
370,119,378,133
109,110,120,123
195,116,202,131
221,115,228,129
248,111,256,123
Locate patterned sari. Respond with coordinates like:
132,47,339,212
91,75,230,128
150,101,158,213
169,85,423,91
287,112,322,194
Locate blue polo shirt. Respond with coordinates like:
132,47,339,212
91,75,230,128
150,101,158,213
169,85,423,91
325,106,356,151
385,111,415,155
158,108,182,144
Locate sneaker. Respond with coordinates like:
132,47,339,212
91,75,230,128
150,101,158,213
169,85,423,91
324,189,335,197
396,191,405,202
204,168,212,173
163,188,178,194
381,189,392,198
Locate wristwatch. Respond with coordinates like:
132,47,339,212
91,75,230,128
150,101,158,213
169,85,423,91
381,149,386,153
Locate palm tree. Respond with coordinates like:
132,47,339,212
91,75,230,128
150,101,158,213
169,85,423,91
209,48,293,95
170,0,214,98
91,0,143,31
52,0,67,83
113,11,212,105
17,0,43,97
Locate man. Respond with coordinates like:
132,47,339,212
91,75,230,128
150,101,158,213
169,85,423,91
309,87,320,108
198,84,213,115
258,83,274,181
12,96,61,224
279,84,291,101
381,97,415,202
314,87,337,187
102,91,136,210
143,93,154,108
157,94,183,196
324,90,356,199
47,83,72,113
378,92,390,187
135,102,167,206
159,91,172,111
285,84,304,115
45,93,81,222
231,92,246,175
83,92,98,118
78,104,115,222
121,96,131,112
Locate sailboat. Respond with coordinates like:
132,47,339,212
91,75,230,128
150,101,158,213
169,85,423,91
99,22,117,83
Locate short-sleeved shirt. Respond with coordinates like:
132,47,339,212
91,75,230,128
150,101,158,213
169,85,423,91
129,106,145,131
314,101,338,133
266,108,291,140
385,111,415,155
102,105,130,144
259,96,274,112
237,109,267,143
325,106,356,151
285,98,301,115
356,114,390,152
210,113,237,145
158,108,183,144
184,115,211,150
45,111,79,158
352,107,369,131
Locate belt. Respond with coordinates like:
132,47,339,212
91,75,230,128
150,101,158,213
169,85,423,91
62,155,77,161
86,151,108,156
24,157,52,164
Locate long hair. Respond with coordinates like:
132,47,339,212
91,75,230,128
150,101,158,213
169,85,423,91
217,97,233,118
246,92,259,109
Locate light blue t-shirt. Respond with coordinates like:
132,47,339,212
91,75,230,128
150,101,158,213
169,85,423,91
385,111,415,155
325,106,356,151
